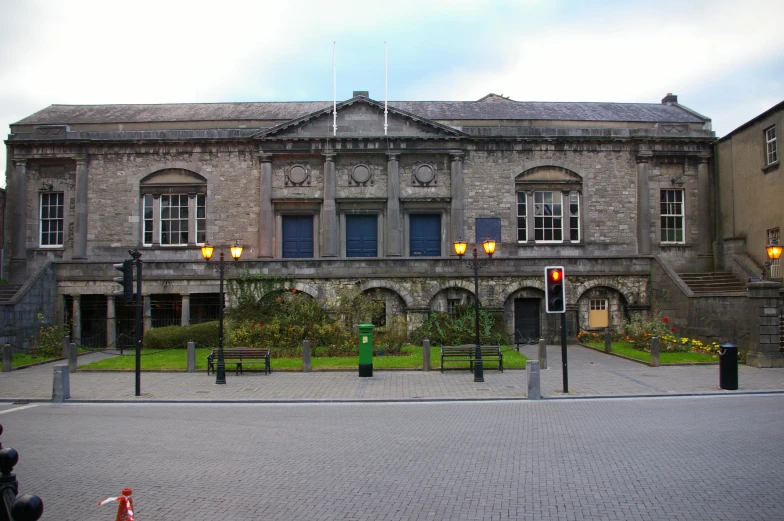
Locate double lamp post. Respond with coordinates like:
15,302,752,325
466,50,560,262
201,241,243,384
453,238,496,382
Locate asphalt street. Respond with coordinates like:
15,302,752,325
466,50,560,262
1,395,783,521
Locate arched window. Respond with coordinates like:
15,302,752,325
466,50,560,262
140,169,207,246
515,166,582,244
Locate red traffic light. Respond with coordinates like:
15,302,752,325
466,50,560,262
550,269,562,282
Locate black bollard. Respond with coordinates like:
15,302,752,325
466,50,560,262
0,425,43,521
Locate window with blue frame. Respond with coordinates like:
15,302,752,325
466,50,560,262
346,215,378,257
410,214,441,257
282,215,314,258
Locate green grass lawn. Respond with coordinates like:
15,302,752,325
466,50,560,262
581,341,718,364
11,349,89,368
79,345,529,371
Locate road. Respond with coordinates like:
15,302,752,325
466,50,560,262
1,395,782,521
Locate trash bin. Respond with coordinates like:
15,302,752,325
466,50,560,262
358,323,375,377
719,343,738,390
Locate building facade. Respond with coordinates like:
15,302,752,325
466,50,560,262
3,92,717,348
714,100,784,367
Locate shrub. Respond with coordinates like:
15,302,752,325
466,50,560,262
143,321,219,350
374,315,409,355
34,312,70,357
410,307,501,346
616,313,673,351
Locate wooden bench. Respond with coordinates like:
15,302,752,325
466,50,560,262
440,344,503,373
207,347,271,376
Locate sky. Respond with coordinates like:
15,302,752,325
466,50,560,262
2,0,783,188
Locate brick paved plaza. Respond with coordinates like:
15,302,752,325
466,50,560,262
2,395,783,521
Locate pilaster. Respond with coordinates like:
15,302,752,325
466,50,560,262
73,156,89,259
258,153,274,258
386,152,402,256
697,155,712,257
322,153,338,257
636,151,652,255
450,152,465,250
10,159,27,283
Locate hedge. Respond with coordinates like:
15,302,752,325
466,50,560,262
143,321,220,349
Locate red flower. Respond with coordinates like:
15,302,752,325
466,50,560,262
671,327,676,333
277,297,282,301
663,317,669,323
292,289,297,293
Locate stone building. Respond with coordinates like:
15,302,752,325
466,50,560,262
714,100,784,367
3,92,719,348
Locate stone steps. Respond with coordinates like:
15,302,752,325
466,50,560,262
677,272,748,294
0,285,22,302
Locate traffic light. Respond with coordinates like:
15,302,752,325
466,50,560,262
113,260,134,303
545,266,565,313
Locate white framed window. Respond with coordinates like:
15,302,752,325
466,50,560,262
765,126,778,166
160,194,189,245
589,299,609,328
139,168,208,248
39,192,64,247
141,193,206,247
516,191,527,242
568,192,580,242
768,228,780,279
534,191,563,242
660,189,685,244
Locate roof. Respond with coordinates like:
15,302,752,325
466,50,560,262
717,99,784,142
13,95,708,127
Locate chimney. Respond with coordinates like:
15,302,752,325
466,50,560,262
353,91,369,98
662,93,678,104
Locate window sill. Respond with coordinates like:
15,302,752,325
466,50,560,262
762,161,779,173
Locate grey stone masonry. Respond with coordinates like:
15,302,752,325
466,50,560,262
745,281,784,368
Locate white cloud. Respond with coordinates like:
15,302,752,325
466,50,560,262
2,0,784,187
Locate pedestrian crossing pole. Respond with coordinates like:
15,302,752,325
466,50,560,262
130,249,143,397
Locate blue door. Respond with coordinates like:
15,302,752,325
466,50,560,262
346,215,377,257
410,214,441,257
282,215,314,258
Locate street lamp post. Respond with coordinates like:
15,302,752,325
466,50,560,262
201,241,243,384
453,238,496,383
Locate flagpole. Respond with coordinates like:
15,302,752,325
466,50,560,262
333,41,337,136
384,41,388,136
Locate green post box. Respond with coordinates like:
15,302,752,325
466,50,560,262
358,323,375,377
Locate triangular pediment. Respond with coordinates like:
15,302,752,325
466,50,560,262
252,97,466,140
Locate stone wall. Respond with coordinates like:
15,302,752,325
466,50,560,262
0,262,58,347
651,257,750,351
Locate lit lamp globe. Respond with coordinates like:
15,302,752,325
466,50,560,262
230,241,243,261
201,243,214,261
766,242,783,262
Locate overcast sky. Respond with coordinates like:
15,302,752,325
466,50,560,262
2,0,783,188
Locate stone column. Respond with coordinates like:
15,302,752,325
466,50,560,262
10,159,27,283
106,295,116,348
143,295,152,332
386,152,402,256
71,295,81,345
258,154,274,258
73,156,89,259
322,153,338,257
745,281,783,368
697,155,711,256
450,152,465,248
636,151,652,255
181,294,190,326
